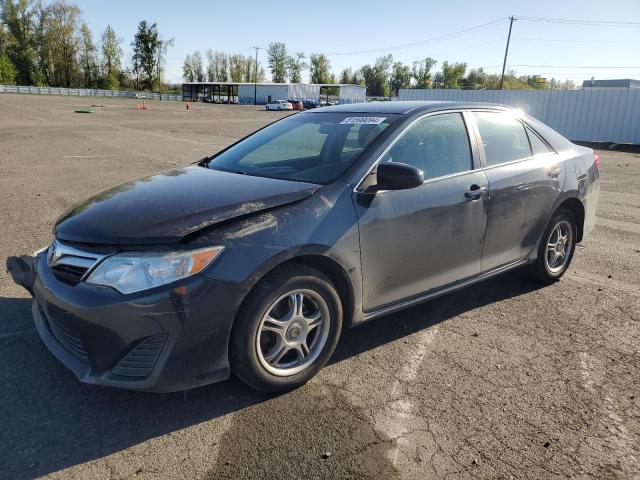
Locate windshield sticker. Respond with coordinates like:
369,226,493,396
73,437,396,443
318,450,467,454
340,117,386,125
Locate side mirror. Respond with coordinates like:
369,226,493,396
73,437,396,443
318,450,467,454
375,162,424,191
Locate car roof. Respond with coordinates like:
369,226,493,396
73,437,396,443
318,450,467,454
311,100,510,115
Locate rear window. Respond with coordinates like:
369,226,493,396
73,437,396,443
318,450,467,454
474,111,532,166
207,113,396,184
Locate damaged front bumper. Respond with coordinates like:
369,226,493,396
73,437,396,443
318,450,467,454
6,255,37,295
6,249,247,392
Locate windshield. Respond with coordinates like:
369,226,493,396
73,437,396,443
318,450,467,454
206,112,397,184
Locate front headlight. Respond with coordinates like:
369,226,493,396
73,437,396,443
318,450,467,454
86,246,224,294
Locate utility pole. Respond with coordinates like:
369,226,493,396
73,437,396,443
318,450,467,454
253,46,261,105
499,16,515,90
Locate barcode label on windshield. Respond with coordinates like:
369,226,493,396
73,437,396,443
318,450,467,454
340,117,386,125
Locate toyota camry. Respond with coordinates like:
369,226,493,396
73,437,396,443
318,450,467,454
8,101,600,393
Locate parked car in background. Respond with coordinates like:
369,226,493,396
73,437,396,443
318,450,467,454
8,101,599,394
302,99,319,110
288,100,304,111
266,100,293,111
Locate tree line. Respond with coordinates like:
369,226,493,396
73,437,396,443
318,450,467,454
0,0,174,91
184,41,576,94
182,44,337,85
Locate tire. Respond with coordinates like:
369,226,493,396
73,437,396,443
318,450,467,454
526,209,577,284
229,264,343,392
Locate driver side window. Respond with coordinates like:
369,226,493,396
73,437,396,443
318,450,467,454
381,113,472,179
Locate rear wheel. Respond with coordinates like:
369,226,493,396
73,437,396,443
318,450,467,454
230,264,342,392
526,209,577,284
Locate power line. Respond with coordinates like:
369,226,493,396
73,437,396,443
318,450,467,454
513,37,640,44
325,18,508,56
427,38,505,56
471,64,640,69
517,16,640,27
509,64,640,69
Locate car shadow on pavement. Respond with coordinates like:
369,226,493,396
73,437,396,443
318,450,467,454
0,270,543,479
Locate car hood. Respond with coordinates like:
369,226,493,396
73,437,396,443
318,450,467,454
54,166,320,245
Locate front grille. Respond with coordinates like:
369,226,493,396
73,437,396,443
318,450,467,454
48,315,89,362
46,240,110,287
112,334,167,378
51,264,89,286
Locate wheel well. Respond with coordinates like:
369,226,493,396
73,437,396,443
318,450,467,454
557,198,585,242
259,255,355,328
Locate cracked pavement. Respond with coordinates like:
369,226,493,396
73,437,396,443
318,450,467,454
0,95,638,479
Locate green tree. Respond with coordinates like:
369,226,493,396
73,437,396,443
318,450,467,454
228,53,244,82
440,61,466,89
131,20,160,90
550,78,576,90
309,53,330,84
43,1,81,87
33,3,51,85
0,0,39,85
266,41,287,82
390,61,411,95
218,53,228,82
182,53,195,82
0,52,16,83
339,67,354,84
359,55,393,96
191,50,204,82
244,54,265,82
0,23,9,54
78,23,97,88
155,35,173,92
464,68,488,89
206,49,227,82
286,51,305,83
100,25,121,89
411,57,437,88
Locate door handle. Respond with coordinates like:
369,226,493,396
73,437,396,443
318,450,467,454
548,167,562,178
464,185,487,200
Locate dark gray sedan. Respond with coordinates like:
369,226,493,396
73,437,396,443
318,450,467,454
9,101,600,392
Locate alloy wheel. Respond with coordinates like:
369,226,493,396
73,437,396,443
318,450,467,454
256,289,330,376
545,220,573,274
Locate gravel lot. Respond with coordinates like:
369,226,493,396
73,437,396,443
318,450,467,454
0,94,638,480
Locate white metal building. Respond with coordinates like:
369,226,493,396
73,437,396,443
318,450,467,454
182,82,365,105
398,87,640,144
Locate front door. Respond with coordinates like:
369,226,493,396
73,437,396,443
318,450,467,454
353,112,489,312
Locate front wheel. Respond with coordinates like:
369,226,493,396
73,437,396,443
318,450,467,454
229,264,342,392
526,209,577,284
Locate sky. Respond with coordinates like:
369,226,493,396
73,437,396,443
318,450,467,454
77,0,640,86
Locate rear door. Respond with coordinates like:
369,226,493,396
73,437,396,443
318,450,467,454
470,110,563,271
353,111,489,311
